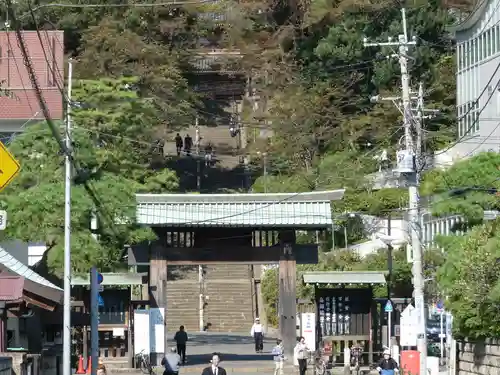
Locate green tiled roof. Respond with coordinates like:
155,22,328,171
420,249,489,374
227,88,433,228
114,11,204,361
136,190,345,228
303,271,387,285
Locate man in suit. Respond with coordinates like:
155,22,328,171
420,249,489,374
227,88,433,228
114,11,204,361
201,354,226,375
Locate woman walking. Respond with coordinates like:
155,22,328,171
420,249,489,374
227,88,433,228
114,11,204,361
294,336,310,375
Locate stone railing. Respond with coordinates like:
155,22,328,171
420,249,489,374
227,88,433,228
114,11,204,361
457,339,500,375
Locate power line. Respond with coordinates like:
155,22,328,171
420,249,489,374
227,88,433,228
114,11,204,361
17,0,218,20
6,0,123,242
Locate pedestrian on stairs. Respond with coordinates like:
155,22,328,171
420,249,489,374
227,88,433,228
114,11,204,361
250,317,264,353
175,133,183,156
174,325,188,364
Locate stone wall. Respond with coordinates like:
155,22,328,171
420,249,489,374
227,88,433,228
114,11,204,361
458,339,500,375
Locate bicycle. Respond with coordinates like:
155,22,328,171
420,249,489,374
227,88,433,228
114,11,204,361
350,346,363,375
136,349,154,375
308,350,328,375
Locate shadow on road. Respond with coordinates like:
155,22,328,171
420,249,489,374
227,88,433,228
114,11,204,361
182,353,274,367
178,333,276,367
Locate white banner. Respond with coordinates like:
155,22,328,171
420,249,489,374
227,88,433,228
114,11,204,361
301,312,316,351
149,308,165,353
134,310,150,355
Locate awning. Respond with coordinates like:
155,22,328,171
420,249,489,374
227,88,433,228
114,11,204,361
0,276,24,301
0,247,63,308
303,271,387,285
71,272,146,286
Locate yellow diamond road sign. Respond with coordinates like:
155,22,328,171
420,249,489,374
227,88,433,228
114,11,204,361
0,142,20,191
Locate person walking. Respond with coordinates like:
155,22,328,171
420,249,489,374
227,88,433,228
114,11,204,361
271,339,285,375
376,349,399,375
175,133,183,156
250,317,264,353
294,336,310,375
184,134,193,156
174,325,189,364
201,354,227,375
162,347,181,375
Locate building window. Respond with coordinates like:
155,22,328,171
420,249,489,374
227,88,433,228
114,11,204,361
458,101,480,137
457,44,463,70
465,40,471,67
487,29,492,57
493,27,497,55
496,25,500,54
481,33,486,60
473,37,479,64
458,105,464,137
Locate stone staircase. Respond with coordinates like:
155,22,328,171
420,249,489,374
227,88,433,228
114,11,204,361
166,266,200,331
166,265,255,333
203,265,254,332
164,125,241,168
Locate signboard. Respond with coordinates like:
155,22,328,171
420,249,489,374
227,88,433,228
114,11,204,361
97,294,104,307
384,300,393,313
436,300,444,313
134,309,150,354
0,143,20,191
113,327,125,337
301,312,316,351
149,308,165,353
400,304,418,346
0,210,7,230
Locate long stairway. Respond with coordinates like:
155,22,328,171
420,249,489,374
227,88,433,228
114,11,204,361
166,265,255,333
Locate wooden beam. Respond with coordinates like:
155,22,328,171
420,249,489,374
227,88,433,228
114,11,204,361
129,244,318,265
149,241,168,366
279,231,297,362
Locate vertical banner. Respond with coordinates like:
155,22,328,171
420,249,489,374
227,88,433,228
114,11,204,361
134,310,150,355
149,308,165,354
301,312,316,351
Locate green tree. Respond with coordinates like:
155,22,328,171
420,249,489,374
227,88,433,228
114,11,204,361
437,220,500,338
0,77,179,276
421,152,500,223
261,248,444,327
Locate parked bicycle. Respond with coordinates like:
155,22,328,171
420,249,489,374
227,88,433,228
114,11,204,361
308,349,329,375
136,349,153,375
350,344,364,375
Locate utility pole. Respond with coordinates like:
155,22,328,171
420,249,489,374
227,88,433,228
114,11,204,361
364,9,428,375
195,117,201,191
63,58,73,375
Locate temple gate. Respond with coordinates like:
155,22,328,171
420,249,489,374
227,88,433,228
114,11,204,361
131,190,345,363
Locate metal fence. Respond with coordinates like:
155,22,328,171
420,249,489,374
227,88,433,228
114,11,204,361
0,357,12,375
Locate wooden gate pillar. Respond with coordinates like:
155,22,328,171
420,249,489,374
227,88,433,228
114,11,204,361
149,241,168,365
279,230,297,361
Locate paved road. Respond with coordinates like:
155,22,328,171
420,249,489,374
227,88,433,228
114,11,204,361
170,331,276,368
108,332,450,374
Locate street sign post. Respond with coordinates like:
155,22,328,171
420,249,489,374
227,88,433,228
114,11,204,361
90,267,100,375
436,300,444,313
385,300,393,342
0,210,7,230
400,304,418,347
0,143,20,192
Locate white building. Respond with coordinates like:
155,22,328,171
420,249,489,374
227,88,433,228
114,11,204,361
436,0,500,167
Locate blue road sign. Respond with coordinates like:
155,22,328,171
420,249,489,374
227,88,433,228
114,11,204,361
98,294,104,307
384,300,393,313
97,272,104,285
437,300,444,309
